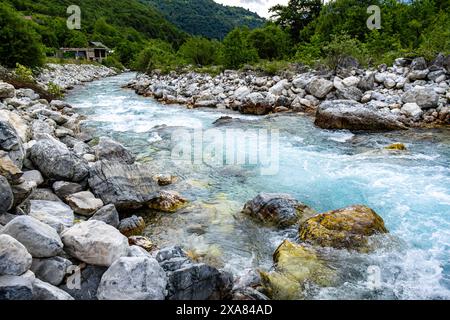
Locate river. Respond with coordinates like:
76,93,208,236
65,72,450,300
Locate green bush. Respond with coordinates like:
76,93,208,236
47,82,63,99
248,25,291,60
102,56,125,71
178,37,220,66
323,33,369,69
133,40,180,74
0,3,45,68
14,63,34,82
220,28,258,69
253,60,291,76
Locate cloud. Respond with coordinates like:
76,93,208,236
214,0,289,18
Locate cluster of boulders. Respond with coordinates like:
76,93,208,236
37,64,117,90
128,54,450,130
0,76,235,300
240,193,389,299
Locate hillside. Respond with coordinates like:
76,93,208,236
4,0,187,49
144,0,266,39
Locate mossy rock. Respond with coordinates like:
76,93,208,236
242,193,316,228
260,240,335,300
147,190,188,213
298,205,388,251
385,143,407,151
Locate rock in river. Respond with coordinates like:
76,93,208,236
242,193,315,227
97,257,167,300
88,160,159,210
30,138,89,182
0,234,32,276
148,190,187,213
94,136,135,164
118,215,145,237
1,216,63,258
298,205,388,251
315,100,406,131
61,220,129,266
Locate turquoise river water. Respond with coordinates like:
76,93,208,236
65,72,450,300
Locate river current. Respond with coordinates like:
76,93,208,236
65,72,450,300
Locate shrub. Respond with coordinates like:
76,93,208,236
14,63,34,82
178,37,220,66
133,40,180,74
220,28,258,69
323,33,369,69
102,56,125,71
47,82,63,99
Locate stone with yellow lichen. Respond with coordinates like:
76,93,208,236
385,143,407,150
148,190,187,213
298,205,388,251
260,240,335,300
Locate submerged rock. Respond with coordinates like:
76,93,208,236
242,193,315,227
298,205,388,250
97,257,167,300
88,161,159,210
385,143,407,151
61,220,129,266
148,190,187,212
315,100,406,131
260,240,334,300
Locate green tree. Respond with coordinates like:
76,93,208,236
248,24,291,60
133,40,177,74
178,37,220,66
65,31,88,47
269,0,322,41
220,28,258,69
0,3,44,67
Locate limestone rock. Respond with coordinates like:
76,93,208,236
52,181,83,199
402,87,439,109
306,78,334,99
315,100,406,131
2,216,63,258
29,200,74,233
0,175,13,213
0,234,32,276
30,256,72,286
94,137,135,164
89,204,119,228
61,220,129,266
30,139,89,182
88,161,159,210
97,257,167,300
33,278,74,300
65,191,103,216
0,270,34,300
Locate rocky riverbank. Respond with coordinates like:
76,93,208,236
37,63,117,91
127,55,450,130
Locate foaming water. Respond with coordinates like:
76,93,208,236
66,73,450,300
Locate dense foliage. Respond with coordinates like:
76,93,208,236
1,0,187,68
145,0,265,39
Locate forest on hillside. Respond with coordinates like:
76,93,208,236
0,0,449,75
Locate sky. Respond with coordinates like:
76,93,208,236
214,0,288,18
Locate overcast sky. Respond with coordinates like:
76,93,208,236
214,0,289,18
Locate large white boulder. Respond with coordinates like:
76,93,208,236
0,234,32,276
61,220,129,266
